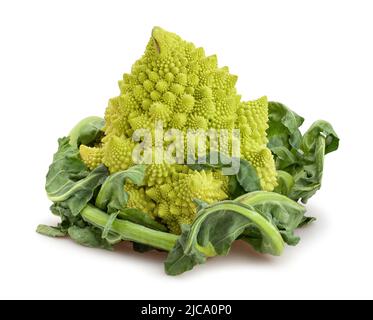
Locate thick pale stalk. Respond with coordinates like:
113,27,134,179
81,205,178,252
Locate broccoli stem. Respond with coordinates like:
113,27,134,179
81,204,178,252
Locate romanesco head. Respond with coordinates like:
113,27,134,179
104,26,241,136
79,27,278,234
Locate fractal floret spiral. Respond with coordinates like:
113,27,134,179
79,27,277,233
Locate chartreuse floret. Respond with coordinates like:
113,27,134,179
102,135,134,173
79,145,104,170
124,183,156,217
237,97,277,191
149,170,227,234
79,27,277,233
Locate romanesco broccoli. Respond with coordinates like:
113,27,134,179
79,27,277,233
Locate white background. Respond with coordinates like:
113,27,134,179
0,0,372,300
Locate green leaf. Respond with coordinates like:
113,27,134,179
42,119,110,243
235,191,306,245
165,201,284,276
164,228,206,276
47,137,89,184
45,137,109,215
235,159,261,192
267,102,304,152
69,116,105,148
95,165,145,214
67,226,112,250
47,162,109,215
267,102,339,202
274,170,295,196
50,203,87,230
267,102,304,172
302,120,339,155
298,216,317,228
36,225,66,237
289,120,339,203
270,146,300,170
